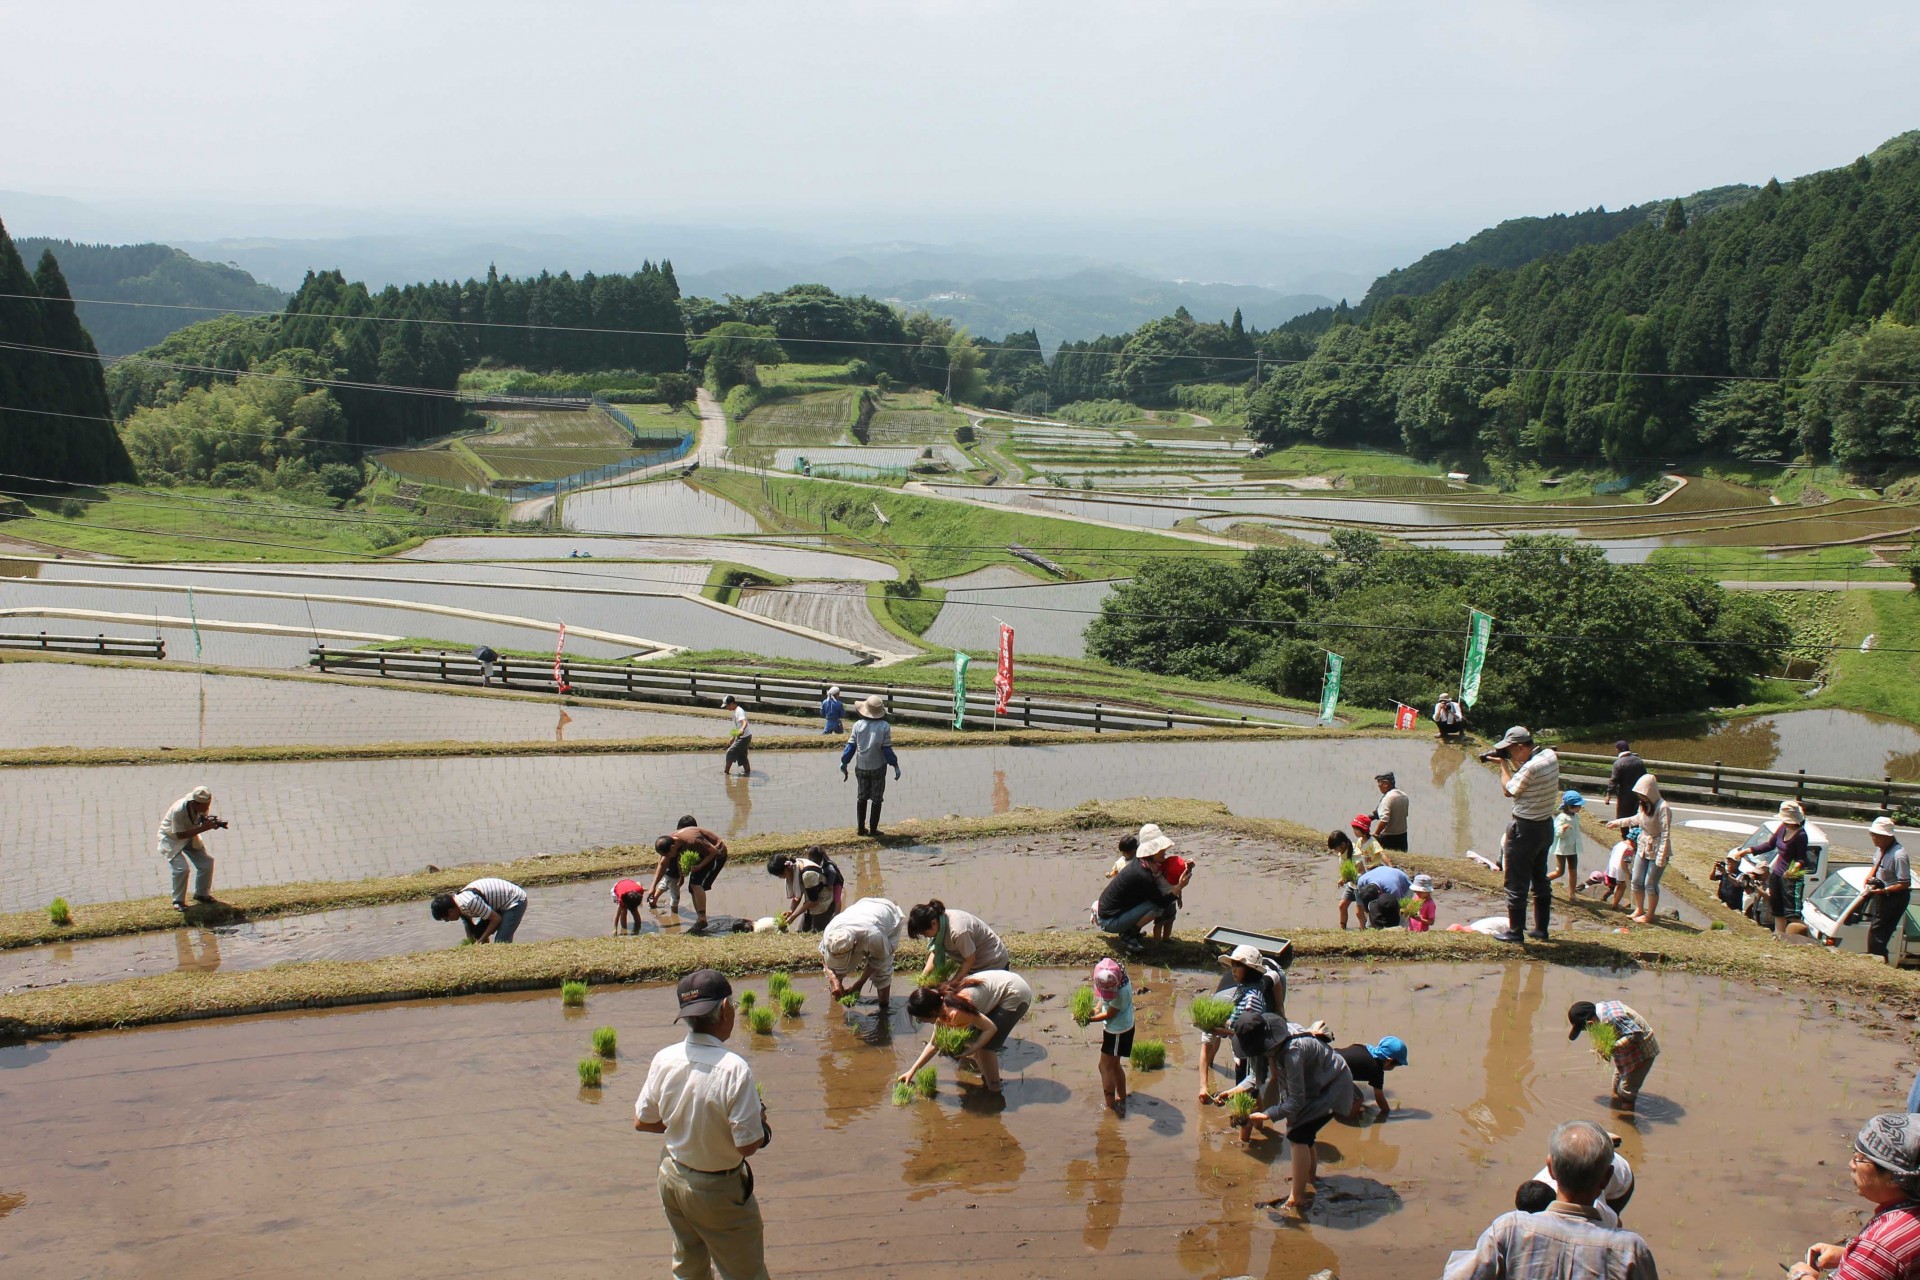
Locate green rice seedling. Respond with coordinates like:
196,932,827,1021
577,1057,603,1087
560,980,588,1007
48,898,71,927
1587,1021,1619,1060
933,1025,977,1058
914,1066,938,1098
766,972,792,997
748,1006,776,1035
1189,996,1235,1033
592,1026,618,1058
891,1080,916,1106
1227,1091,1257,1120
779,990,805,1017
1129,1039,1166,1071
1069,986,1098,1027
1399,897,1419,917
679,849,700,876
916,959,958,988
1710,920,1726,930
739,991,757,1009
838,993,860,1007
1338,857,1360,884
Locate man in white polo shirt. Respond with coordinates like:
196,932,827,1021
158,785,227,910
635,969,770,1280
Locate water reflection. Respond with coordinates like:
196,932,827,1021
1463,964,1545,1144
1066,1113,1130,1250
173,929,221,973
902,1094,1026,1198
724,772,754,836
1563,708,1920,781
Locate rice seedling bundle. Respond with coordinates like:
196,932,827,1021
560,980,588,1007
577,1058,603,1087
48,898,71,927
779,990,805,1017
1338,857,1360,884
679,850,700,876
766,972,791,997
1069,986,1098,1027
838,993,860,1007
891,1081,916,1106
1587,1021,1619,1060
1399,897,1419,917
739,991,756,1009
1189,996,1235,1033
933,1026,977,1058
1227,1091,1257,1120
592,1026,618,1058
748,1006,776,1035
1129,1039,1166,1071
914,1067,938,1098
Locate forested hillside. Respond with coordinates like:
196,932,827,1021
0,218,137,488
1247,136,1920,470
14,239,287,355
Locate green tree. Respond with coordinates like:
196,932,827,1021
1803,318,1920,467
1395,314,1514,459
690,322,787,394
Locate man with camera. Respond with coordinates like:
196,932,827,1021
158,785,227,910
1483,726,1560,943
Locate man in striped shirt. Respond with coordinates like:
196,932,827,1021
431,877,529,943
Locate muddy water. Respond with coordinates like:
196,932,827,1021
922,579,1120,657
1565,709,1920,782
0,664,809,749
1,962,1907,1279
1,738,1526,911
560,478,764,536
0,829,1511,991
404,535,897,581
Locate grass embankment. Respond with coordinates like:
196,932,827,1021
1645,545,1903,583
691,470,1217,581
0,484,501,562
700,561,793,606
868,581,946,639
1810,590,1920,724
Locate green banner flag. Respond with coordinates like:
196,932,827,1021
952,651,970,729
186,585,202,659
1460,609,1493,708
1318,652,1342,724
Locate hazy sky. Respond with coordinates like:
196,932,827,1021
5,1,1916,243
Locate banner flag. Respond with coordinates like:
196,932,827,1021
186,586,202,659
1318,651,1343,725
553,622,572,693
1460,609,1494,708
953,651,971,729
1394,703,1418,731
994,624,1015,715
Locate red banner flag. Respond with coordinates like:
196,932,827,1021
1394,703,1418,730
994,623,1015,715
553,622,572,694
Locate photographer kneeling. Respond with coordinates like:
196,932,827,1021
158,785,228,910
1484,726,1560,944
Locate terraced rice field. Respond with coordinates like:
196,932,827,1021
369,443,488,490
464,409,641,482
865,389,967,441
732,388,862,465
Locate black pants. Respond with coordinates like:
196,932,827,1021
1869,887,1910,958
1377,832,1408,853
1504,815,1555,936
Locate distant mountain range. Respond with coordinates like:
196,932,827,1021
14,238,285,356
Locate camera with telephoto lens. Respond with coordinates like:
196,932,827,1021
1478,747,1510,763
210,818,230,830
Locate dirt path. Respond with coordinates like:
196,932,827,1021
735,579,914,655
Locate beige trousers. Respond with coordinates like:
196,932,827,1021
657,1152,769,1280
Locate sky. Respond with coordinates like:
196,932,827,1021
3,0,1917,282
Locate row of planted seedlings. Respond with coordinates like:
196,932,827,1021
563,972,807,1093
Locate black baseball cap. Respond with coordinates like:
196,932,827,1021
1566,1000,1597,1041
677,969,732,1020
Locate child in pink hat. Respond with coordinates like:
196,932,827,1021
1086,957,1135,1112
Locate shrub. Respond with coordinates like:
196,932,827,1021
1227,1091,1257,1120
1070,986,1098,1027
560,980,588,1007
891,1080,916,1106
55,497,86,519
766,972,791,997
1189,996,1235,1033
1130,1039,1166,1071
592,1026,618,1058
779,990,806,1017
914,1066,938,1098
578,1058,603,1087
933,1026,977,1058
748,1007,776,1035
47,897,71,927
1587,1021,1619,1060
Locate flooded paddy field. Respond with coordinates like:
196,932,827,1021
0,961,1903,1278
921,578,1121,658
559,478,764,536
404,535,896,580
2,737,1557,914
0,827,1510,991
1564,708,1920,782
735,580,906,653
0,664,810,750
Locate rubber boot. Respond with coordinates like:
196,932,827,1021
869,800,884,838
856,799,869,835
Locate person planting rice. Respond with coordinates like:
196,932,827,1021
1333,1035,1408,1120
767,848,841,932
633,969,770,1280
1215,1011,1356,1214
1197,944,1286,1103
819,684,845,735
1405,874,1438,931
1085,958,1134,1112
1352,864,1413,930
819,896,905,1010
1330,819,1393,929
157,785,228,910
430,876,528,943
840,694,901,837
721,695,753,776
899,969,1033,1094
907,899,1009,983
612,875,648,933
1568,999,1660,1111
652,820,729,930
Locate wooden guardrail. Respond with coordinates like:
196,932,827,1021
0,631,166,659
308,646,1298,735
1558,750,1920,820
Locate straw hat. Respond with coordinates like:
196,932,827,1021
1135,823,1175,859
859,693,887,717
1776,800,1805,826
